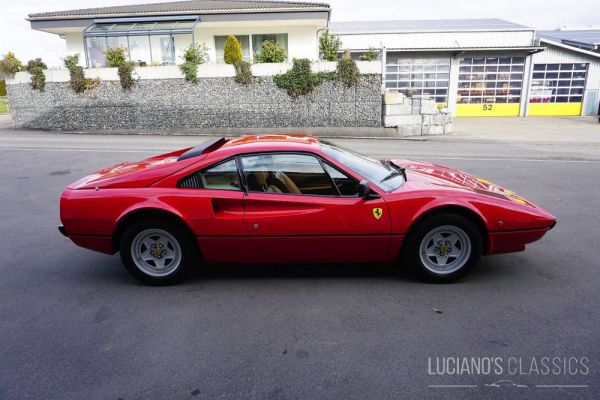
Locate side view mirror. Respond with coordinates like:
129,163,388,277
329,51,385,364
358,180,379,200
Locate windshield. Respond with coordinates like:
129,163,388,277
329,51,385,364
321,143,405,192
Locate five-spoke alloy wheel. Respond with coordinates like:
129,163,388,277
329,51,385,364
401,214,483,282
120,217,197,285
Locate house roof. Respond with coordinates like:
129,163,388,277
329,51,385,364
537,29,600,50
329,18,532,34
538,37,600,60
27,0,330,21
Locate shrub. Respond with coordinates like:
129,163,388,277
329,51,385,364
104,47,128,67
117,62,136,90
360,47,378,61
319,32,342,61
254,40,286,63
336,58,360,87
179,44,209,84
63,54,101,94
274,58,335,97
24,58,47,90
0,80,6,96
223,35,243,64
0,52,24,77
234,60,253,85
68,65,86,93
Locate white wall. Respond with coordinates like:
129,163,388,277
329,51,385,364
338,30,536,51
65,32,86,66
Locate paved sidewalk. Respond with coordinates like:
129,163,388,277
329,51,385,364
1,114,598,143
452,116,600,143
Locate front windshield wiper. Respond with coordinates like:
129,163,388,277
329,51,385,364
380,160,407,182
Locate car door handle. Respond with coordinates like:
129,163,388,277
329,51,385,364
212,198,244,217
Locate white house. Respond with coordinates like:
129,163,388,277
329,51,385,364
27,0,330,67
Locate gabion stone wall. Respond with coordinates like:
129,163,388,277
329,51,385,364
7,76,382,130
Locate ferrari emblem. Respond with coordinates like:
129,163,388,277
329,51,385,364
372,207,383,220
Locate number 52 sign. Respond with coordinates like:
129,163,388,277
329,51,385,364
483,104,493,111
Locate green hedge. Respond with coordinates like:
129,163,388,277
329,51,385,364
0,80,6,97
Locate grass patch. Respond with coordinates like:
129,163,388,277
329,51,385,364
0,98,8,114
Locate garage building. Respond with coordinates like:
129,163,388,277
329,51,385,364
330,19,600,117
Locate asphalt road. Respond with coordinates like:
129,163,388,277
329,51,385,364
0,129,599,400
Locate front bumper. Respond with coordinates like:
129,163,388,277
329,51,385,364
58,225,68,237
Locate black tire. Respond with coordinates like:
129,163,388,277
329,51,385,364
400,213,483,283
119,217,198,285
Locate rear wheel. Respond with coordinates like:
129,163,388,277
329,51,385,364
401,214,483,282
120,217,197,285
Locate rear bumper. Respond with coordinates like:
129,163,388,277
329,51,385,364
486,227,553,255
69,234,114,255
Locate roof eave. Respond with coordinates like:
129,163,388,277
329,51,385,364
27,7,331,22
539,38,600,59
331,27,535,35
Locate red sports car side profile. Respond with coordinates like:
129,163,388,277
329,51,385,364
59,134,556,285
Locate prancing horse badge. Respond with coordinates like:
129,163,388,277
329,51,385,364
372,207,383,220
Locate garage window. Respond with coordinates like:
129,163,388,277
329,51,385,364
385,57,450,103
457,57,525,104
529,63,588,103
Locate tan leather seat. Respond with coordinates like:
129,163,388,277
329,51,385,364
254,169,301,194
254,170,282,193
274,171,301,194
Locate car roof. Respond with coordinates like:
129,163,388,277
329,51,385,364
223,134,320,148
212,134,322,157
177,134,322,163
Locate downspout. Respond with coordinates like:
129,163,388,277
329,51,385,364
316,6,331,61
192,17,200,46
316,28,327,61
381,44,386,93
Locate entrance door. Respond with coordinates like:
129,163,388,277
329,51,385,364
240,152,391,264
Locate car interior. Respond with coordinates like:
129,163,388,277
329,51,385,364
196,153,359,197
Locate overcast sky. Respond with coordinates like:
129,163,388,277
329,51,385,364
1,0,599,67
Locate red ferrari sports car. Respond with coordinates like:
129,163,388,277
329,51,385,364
59,134,556,285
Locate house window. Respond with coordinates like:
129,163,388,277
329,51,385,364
86,37,109,68
128,36,152,65
215,34,289,63
83,18,196,67
214,35,251,63
251,34,288,57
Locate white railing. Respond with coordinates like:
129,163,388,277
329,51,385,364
5,61,382,84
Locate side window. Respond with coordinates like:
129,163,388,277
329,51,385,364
241,153,338,196
178,159,241,191
323,163,359,197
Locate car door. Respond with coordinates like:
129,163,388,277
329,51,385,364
240,152,391,263
173,158,258,263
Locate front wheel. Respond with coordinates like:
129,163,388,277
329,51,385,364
401,214,483,282
120,218,197,285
